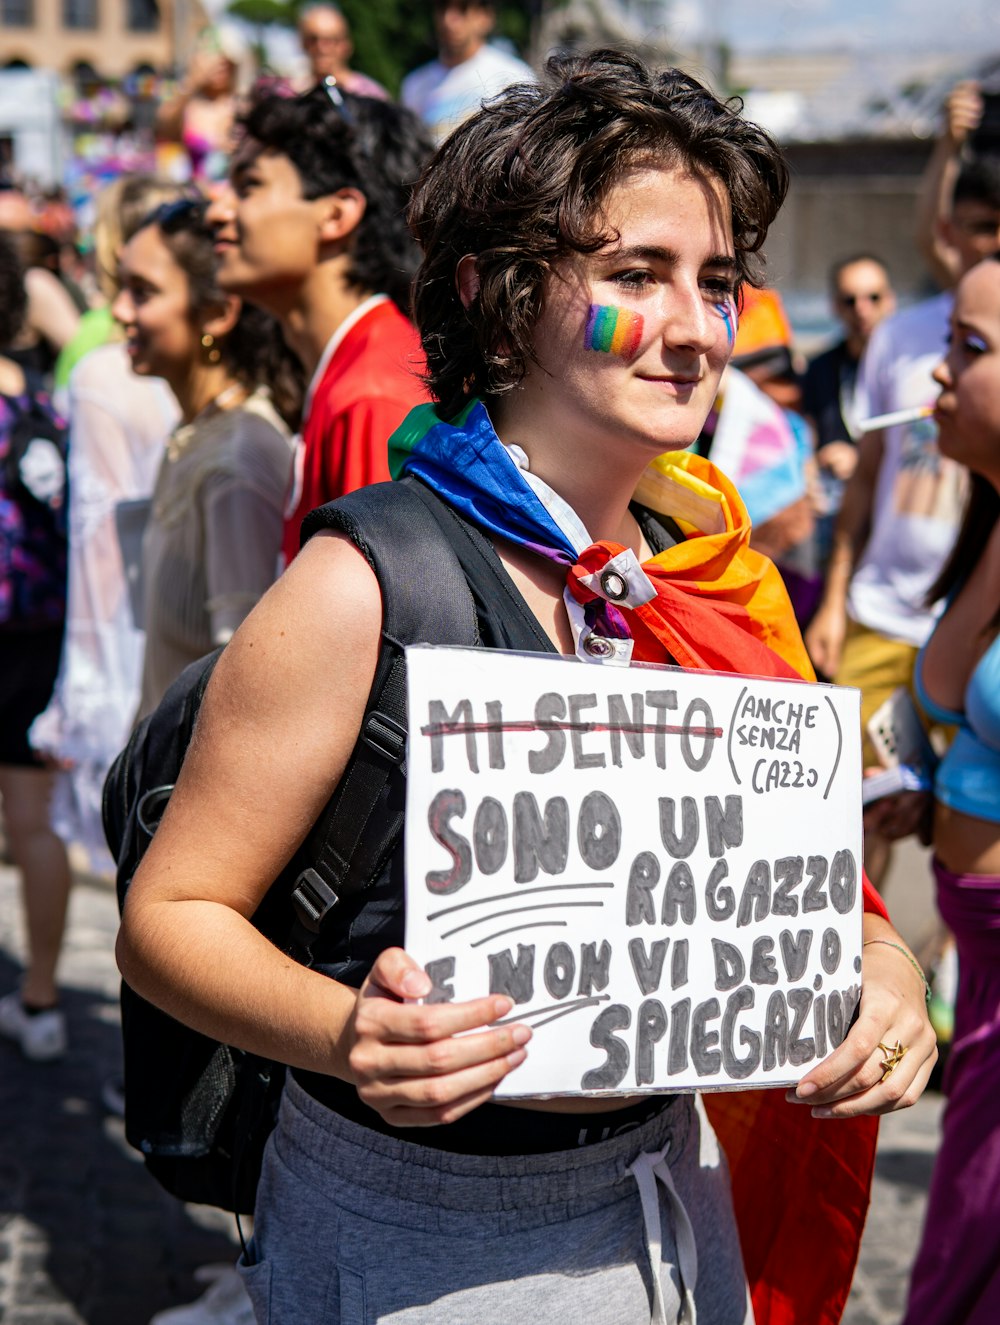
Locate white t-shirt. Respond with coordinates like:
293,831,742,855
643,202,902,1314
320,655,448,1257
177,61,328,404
848,292,967,647
401,43,535,143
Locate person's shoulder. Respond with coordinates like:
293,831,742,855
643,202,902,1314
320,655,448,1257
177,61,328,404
358,299,424,351
209,395,292,468
804,339,848,377
344,69,389,100
69,339,129,389
239,388,292,438
871,291,951,353
321,303,427,406
475,44,535,81
401,59,443,106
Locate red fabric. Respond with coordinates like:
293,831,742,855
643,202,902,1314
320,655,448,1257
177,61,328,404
705,1092,878,1325
282,301,429,564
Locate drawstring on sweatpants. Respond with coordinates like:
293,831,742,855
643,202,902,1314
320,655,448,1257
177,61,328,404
628,1139,699,1325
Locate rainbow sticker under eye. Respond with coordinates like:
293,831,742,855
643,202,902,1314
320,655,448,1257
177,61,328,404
584,305,644,359
714,298,737,349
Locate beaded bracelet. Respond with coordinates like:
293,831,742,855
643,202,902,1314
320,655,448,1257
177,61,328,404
862,938,932,1003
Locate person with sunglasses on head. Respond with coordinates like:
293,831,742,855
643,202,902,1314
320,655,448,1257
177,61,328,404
800,255,896,581
207,86,433,566
117,51,936,1325
112,198,302,719
296,3,388,99
805,160,1000,887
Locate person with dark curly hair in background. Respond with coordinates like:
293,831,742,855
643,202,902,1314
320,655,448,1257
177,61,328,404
0,232,73,1063
112,197,303,719
206,84,433,564
118,52,936,1324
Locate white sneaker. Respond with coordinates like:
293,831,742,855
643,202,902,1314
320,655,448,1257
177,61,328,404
0,991,67,1061
148,1265,255,1324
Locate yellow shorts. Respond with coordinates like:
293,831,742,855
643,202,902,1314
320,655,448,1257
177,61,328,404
834,620,919,767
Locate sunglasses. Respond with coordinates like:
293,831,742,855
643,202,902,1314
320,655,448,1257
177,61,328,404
142,195,206,234
253,73,355,124
839,292,884,308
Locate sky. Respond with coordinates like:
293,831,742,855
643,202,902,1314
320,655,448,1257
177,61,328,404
670,0,1000,56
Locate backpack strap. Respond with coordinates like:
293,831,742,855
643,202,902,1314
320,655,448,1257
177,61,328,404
287,478,481,956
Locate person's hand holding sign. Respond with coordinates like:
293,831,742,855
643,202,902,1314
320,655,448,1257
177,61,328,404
787,916,936,1118
346,947,533,1126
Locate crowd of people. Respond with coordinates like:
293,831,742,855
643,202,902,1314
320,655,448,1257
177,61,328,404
0,7,999,1324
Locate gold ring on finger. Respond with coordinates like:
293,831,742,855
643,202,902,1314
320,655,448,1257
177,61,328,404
877,1039,908,1083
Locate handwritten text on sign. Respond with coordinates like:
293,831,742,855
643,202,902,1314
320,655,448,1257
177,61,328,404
403,646,863,1096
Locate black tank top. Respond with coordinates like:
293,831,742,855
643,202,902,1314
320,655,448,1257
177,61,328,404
295,491,682,1152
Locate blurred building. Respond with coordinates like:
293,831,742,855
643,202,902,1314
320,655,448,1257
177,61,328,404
0,0,205,81
730,51,1000,314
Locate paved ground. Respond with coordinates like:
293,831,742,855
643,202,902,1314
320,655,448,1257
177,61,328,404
0,842,945,1324
0,862,238,1324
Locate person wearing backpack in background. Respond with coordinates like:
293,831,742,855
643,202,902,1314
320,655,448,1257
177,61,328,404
205,83,433,567
0,232,74,1063
117,53,936,1325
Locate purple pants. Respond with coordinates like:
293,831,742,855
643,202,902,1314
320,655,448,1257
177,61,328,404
902,857,1000,1325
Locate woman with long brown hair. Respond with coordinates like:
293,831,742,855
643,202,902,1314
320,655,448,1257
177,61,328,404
112,197,302,716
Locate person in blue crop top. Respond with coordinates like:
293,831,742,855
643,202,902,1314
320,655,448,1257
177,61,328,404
871,251,1000,1325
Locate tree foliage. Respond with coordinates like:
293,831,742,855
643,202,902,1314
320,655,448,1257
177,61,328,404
226,0,537,96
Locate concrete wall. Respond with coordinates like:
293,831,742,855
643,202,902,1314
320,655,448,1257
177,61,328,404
764,138,940,304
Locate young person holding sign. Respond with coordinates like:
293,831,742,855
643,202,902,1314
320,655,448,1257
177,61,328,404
116,51,936,1325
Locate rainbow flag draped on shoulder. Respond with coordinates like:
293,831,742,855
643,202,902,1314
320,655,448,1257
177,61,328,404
389,398,814,680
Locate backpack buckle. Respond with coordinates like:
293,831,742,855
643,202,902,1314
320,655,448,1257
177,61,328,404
361,711,407,764
137,784,175,838
291,869,340,933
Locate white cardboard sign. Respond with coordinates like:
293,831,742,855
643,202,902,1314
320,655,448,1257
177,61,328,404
404,646,863,1097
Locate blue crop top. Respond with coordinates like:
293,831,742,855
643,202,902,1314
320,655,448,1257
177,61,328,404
914,629,1000,824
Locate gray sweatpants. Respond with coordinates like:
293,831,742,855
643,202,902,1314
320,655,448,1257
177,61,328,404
238,1075,753,1324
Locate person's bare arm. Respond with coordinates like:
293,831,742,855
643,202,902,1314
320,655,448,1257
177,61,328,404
24,267,80,352
154,52,227,140
116,532,529,1124
804,429,884,676
788,910,936,1118
914,81,983,291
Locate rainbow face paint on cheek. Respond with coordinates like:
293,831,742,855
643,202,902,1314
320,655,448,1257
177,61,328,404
714,298,737,349
584,304,644,359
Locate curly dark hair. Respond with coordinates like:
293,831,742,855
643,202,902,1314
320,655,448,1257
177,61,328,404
237,85,433,315
137,198,305,430
0,230,28,348
409,48,790,417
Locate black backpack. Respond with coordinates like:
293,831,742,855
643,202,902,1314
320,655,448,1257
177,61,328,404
0,373,68,627
102,479,481,1215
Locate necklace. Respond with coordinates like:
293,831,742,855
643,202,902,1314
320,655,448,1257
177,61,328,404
167,382,249,461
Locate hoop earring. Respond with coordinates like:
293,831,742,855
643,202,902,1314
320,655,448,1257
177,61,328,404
201,333,222,365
